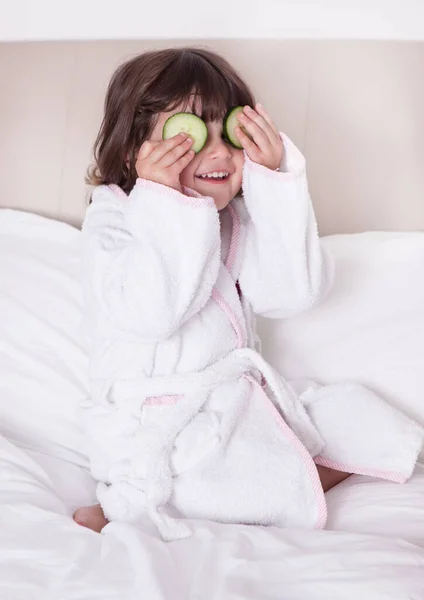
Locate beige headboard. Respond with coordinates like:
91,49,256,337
1,40,423,235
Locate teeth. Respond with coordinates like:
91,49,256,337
199,171,229,179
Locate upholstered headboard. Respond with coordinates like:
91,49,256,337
1,40,423,235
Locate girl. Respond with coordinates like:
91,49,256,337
74,48,423,540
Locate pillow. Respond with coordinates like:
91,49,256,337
0,209,89,467
1,210,423,468
258,232,424,429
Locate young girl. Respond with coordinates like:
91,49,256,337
74,47,423,540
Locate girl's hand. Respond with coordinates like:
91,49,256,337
235,104,284,171
136,133,195,192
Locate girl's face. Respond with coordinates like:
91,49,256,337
149,106,244,211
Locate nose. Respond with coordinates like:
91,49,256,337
205,134,232,160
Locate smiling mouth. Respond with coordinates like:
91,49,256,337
195,171,230,183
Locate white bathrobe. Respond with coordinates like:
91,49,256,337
81,134,424,541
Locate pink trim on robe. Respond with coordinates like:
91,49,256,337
108,181,215,208
212,287,246,349
108,183,127,198
144,395,183,407
136,179,215,208
225,203,241,275
245,374,327,529
314,455,407,484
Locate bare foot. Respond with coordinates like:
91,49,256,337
73,504,109,533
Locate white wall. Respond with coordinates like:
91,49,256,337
2,39,424,234
1,0,424,41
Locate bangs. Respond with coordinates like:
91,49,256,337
150,49,255,122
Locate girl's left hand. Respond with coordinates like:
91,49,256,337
236,104,284,171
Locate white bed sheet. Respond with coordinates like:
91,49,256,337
1,434,424,599
1,210,424,598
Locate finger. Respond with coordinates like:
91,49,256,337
234,126,261,160
137,140,161,161
254,103,280,137
238,112,271,150
148,133,190,163
172,149,196,173
159,137,193,167
242,106,279,142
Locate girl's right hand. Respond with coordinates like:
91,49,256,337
135,133,195,193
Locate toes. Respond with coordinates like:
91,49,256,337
73,506,108,532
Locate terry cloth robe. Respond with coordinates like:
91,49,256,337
80,134,424,541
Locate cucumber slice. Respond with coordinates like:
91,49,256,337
162,113,208,153
223,106,252,149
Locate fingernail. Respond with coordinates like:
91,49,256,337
257,103,263,109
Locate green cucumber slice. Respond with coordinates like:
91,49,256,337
162,113,208,153
223,106,252,149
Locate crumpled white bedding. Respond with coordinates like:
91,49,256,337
1,209,424,598
1,434,424,599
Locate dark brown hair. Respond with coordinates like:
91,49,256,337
86,47,255,194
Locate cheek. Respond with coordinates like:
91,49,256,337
233,152,245,186
179,157,199,186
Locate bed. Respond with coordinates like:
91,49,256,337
1,40,424,599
